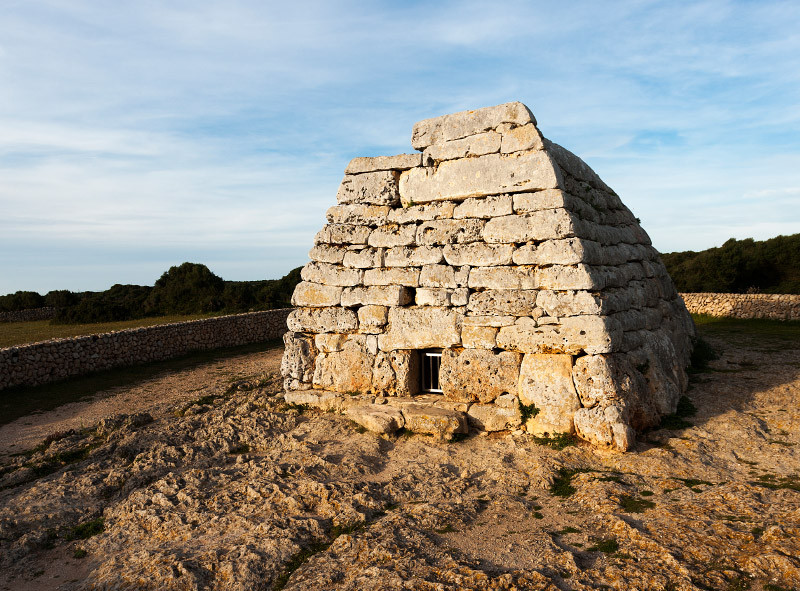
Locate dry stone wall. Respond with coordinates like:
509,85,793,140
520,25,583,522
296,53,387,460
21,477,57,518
0,307,56,323
0,309,290,391
680,293,800,320
281,102,695,450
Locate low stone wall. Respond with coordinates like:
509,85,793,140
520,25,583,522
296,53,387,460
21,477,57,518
680,293,800,320
0,307,56,323
0,309,291,391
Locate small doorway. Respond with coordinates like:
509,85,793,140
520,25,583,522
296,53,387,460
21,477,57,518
421,349,442,393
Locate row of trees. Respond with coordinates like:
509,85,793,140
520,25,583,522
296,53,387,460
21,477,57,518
0,263,301,324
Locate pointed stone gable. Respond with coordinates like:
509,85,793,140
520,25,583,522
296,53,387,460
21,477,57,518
281,102,695,450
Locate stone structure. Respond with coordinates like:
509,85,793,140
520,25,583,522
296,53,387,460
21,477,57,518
281,102,694,450
0,307,56,323
680,293,800,321
0,309,291,391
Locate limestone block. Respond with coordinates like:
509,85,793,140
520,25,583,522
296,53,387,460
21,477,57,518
416,288,451,306
512,238,603,266
371,351,395,391
483,210,577,243
545,139,613,194
346,404,405,433
291,282,343,307
399,403,468,440
453,194,513,219
343,248,384,268
389,350,419,396
454,266,471,287
466,402,522,431
309,245,347,264
341,285,414,307
423,131,501,162
499,122,544,153
536,264,602,291
379,307,461,351
313,338,375,393
314,224,371,245
571,354,638,408
518,354,580,435
512,189,569,213
420,264,456,288
363,267,420,287
326,204,390,226
440,349,522,403
336,170,400,206
400,152,562,206
368,223,417,248
287,307,358,333
358,305,388,333
573,404,634,451
280,332,318,383
443,243,513,267
388,201,455,224
416,219,485,245
314,333,348,353
411,101,535,149
301,262,363,287
466,289,538,316
468,266,537,290
451,287,469,306
284,390,360,413
345,153,422,174
462,315,516,327
461,325,498,349
496,316,616,355
283,378,311,392
536,290,603,317
384,246,444,267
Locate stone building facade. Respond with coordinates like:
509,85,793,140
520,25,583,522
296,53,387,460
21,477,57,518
281,102,694,450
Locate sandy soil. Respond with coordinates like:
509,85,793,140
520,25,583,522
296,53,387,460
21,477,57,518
0,329,798,590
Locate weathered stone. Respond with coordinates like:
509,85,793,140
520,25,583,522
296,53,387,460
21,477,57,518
284,390,360,413
384,246,444,267
499,122,544,153
389,350,419,396
387,201,454,224
466,402,522,431
341,285,413,307
454,266,471,287
451,287,469,306
453,194,513,219
415,288,451,306
343,247,384,269
420,264,456,288
468,266,537,290
399,403,468,441
314,224,371,245
287,307,358,333
336,170,400,206
467,289,537,316
443,243,513,267
573,404,634,451
346,404,405,433
314,333,348,353
416,219,485,245
411,101,535,149
313,338,375,393
368,223,417,248
379,307,461,351
363,267,420,287
545,139,613,193
400,152,561,206
496,316,616,355
518,354,580,435
512,238,603,266
483,210,577,243
423,131,501,162
281,332,317,383
440,349,522,404
345,153,422,174
536,290,603,317
462,315,516,327
301,262,362,287
461,325,498,349
358,305,388,333
537,264,601,291
308,244,347,264
326,204,390,226
572,354,634,408
512,189,572,213
291,282,343,307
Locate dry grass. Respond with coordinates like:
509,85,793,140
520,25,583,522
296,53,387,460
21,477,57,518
0,315,217,349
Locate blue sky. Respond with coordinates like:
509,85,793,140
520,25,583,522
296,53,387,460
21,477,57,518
1,0,799,294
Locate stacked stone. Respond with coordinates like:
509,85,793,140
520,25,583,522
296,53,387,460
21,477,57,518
0,307,56,323
0,309,291,391
681,292,800,321
282,102,694,450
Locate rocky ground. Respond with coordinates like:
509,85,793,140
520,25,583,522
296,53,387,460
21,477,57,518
0,325,798,591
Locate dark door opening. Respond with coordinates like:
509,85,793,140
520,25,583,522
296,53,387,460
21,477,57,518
421,349,442,393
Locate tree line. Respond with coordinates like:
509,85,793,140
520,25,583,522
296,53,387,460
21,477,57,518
0,263,301,324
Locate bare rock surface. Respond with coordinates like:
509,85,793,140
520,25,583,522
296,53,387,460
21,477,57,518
1,327,800,590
